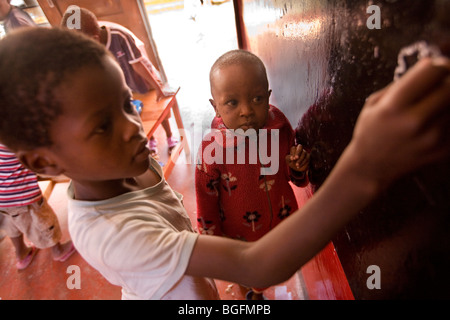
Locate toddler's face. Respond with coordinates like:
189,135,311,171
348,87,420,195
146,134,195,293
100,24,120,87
210,63,270,131
45,55,150,182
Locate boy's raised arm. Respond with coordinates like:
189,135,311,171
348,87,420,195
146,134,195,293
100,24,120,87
186,57,450,288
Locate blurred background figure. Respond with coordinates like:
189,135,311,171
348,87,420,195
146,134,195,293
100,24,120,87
0,0,36,33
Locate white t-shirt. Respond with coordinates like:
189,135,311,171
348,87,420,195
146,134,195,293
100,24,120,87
67,158,219,299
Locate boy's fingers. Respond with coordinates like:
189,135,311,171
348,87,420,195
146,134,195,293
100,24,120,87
414,111,450,166
383,57,450,108
412,76,450,126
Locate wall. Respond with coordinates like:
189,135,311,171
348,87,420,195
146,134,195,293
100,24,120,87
236,0,450,299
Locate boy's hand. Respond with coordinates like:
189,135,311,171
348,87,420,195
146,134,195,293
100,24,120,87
350,57,450,189
286,144,310,172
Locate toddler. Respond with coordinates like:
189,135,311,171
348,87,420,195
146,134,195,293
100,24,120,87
195,50,310,299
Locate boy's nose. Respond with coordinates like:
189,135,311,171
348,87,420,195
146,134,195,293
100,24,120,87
123,114,143,141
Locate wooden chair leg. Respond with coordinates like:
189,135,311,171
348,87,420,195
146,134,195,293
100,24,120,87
171,99,191,162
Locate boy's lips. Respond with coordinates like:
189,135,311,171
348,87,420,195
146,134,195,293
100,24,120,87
133,140,150,161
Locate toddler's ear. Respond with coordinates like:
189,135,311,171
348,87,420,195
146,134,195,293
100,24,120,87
209,99,220,118
16,149,64,177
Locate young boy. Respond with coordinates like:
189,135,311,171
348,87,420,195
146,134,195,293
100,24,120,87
60,7,178,158
196,50,310,299
0,28,448,299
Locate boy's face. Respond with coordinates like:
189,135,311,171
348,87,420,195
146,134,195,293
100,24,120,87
43,56,150,182
210,63,271,131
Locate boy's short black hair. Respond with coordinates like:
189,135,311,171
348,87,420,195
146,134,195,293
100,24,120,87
0,27,109,151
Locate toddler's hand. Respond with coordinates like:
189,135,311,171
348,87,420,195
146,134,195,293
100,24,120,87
286,144,310,172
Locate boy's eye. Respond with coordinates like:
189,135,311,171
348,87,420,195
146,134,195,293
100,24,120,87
124,98,136,114
94,117,112,134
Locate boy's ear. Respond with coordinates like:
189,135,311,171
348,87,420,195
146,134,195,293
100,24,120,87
268,89,272,97
16,150,64,177
209,99,220,118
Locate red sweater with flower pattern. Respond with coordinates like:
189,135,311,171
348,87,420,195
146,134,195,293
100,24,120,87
195,105,308,241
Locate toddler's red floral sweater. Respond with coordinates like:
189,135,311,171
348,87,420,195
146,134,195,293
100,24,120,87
195,105,308,241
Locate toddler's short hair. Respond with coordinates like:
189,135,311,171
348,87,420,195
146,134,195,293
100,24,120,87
209,49,268,88
0,27,109,151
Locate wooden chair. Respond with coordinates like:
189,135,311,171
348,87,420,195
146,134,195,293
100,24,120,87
134,87,190,179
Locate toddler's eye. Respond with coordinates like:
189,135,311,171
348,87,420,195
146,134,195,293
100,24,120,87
226,100,238,107
253,96,263,103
